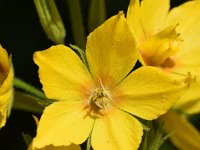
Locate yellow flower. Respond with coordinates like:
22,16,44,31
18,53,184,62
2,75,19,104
127,0,200,149
0,46,14,128
127,0,200,113
32,13,187,150
127,0,180,67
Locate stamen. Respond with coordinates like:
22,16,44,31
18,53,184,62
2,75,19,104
86,79,113,117
89,87,111,109
140,25,181,67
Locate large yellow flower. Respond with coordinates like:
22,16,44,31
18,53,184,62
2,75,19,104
127,0,200,149
0,46,14,128
32,13,187,150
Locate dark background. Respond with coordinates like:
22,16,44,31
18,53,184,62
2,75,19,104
0,0,190,149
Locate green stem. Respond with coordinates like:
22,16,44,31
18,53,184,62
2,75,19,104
86,135,92,150
14,78,46,99
66,0,86,49
140,121,151,150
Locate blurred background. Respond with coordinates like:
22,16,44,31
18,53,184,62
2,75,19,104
0,0,196,149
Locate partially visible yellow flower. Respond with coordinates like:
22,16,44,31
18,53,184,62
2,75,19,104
32,13,187,150
161,111,200,150
0,46,14,128
127,0,200,113
127,0,200,149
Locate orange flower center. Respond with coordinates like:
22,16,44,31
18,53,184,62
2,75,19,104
83,82,114,117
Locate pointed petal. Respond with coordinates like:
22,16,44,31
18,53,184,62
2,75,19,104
33,101,94,148
140,0,170,36
91,109,143,150
127,0,146,43
29,143,80,150
165,0,200,51
86,12,137,87
113,66,187,120
0,47,9,86
174,82,200,114
161,111,200,150
0,89,12,127
33,45,94,101
0,63,13,94
0,47,9,73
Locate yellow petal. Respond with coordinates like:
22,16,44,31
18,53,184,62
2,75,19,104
0,63,13,94
165,0,200,51
33,101,94,148
29,143,80,150
0,47,9,85
161,110,200,150
0,57,14,128
173,47,200,78
91,109,143,150
33,45,94,101
0,47,9,72
174,82,200,114
113,66,187,120
140,0,170,36
127,0,145,43
86,12,137,88
0,89,13,127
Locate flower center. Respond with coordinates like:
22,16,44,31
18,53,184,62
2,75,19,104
140,25,181,67
89,87,111,110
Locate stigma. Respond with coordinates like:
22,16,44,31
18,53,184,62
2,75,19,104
86,80,113,117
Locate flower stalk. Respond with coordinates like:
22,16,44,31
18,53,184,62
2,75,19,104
66,0,86,49
86,135,92,150
33,0,66,44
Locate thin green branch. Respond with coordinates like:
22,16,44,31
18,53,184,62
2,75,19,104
14,78,46,99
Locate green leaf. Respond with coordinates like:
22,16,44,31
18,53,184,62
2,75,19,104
13,78,54,113
13,91,45,113
14,78,47,100
70,44,88,67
